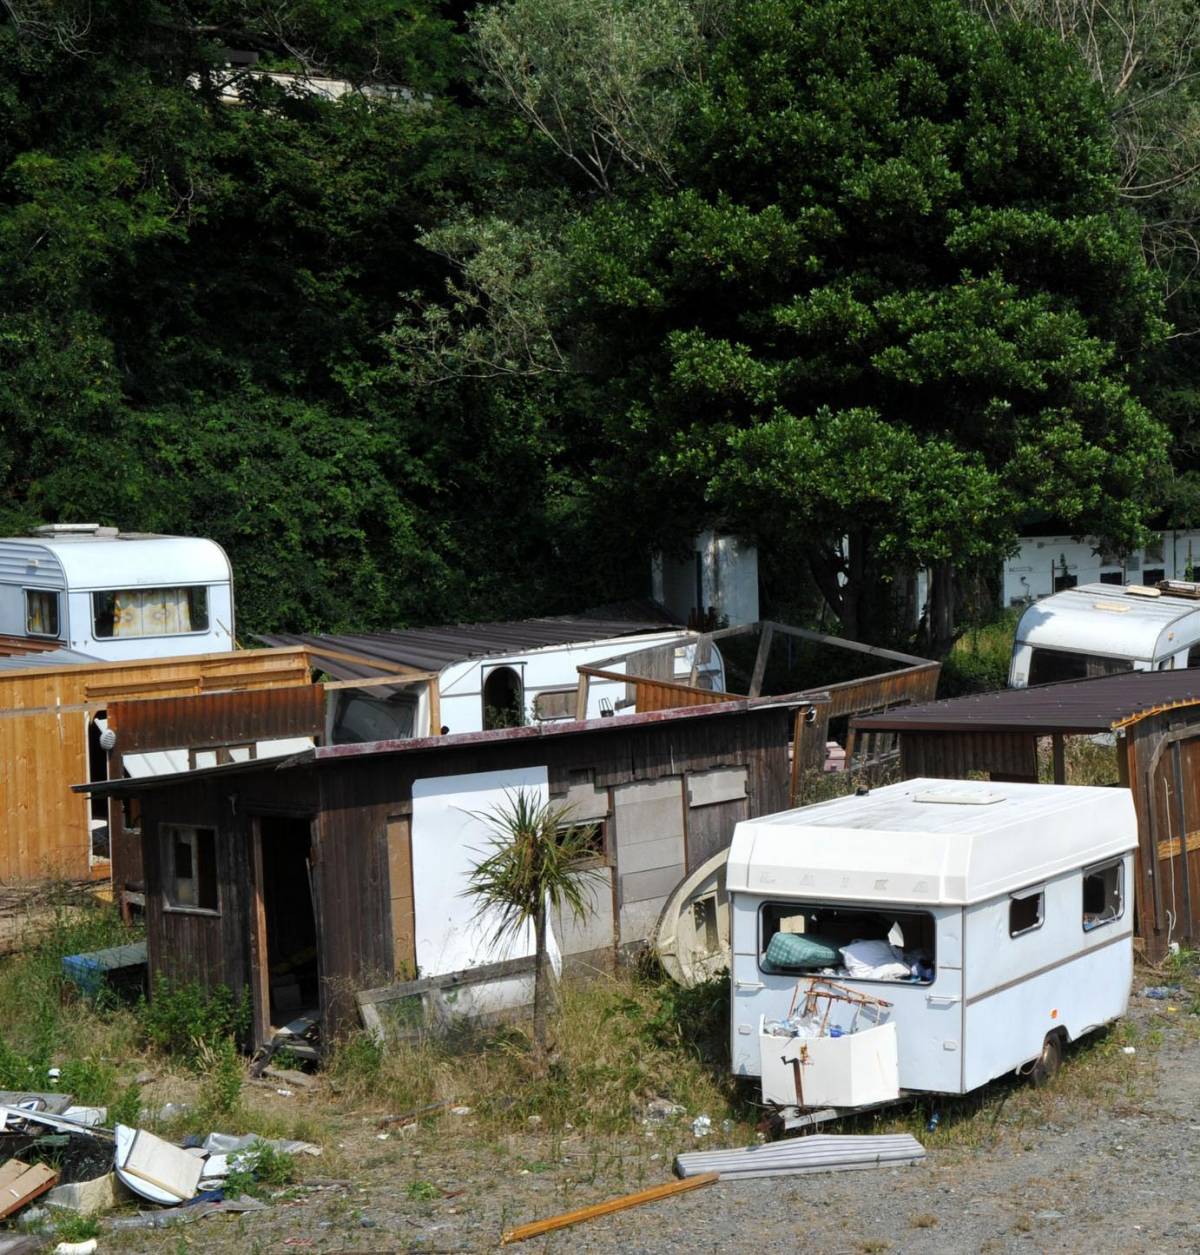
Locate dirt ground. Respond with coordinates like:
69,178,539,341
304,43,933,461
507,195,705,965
95,984,1200,1255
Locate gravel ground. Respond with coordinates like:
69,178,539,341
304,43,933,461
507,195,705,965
97,990,1200,1253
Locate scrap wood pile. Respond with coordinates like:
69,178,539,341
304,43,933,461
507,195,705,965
0,1089,320,1236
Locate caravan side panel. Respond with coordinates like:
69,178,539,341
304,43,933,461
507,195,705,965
961,855,1133,1092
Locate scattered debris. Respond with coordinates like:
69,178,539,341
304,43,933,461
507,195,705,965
261,1067,316,1090
61,940,148,1000
691,1115,712,1138
114,1124,204,1204
674,1132,926,1180
52,1240,97,1255
0,1160,60,1219
499,1173,719,1245
1141,985,1182,1000
449,1106,471,1117
45,1171,122,1215
378,1100,453,1130
200,1132,321,1158
108,1196,268,1230
1123,1046,1137,1055
643,1097,685,1123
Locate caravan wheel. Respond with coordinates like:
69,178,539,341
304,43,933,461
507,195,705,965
1028,1032,1063,1087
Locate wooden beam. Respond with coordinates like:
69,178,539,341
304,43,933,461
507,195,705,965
575,670,590,721
763,619,930,667
307,645,440,677
500,1173,719,1245
749,623,774,698
427,678,442,736
320,672,437,693
1051,734,1066,785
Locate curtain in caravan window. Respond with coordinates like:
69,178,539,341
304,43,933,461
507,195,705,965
113,589,193,637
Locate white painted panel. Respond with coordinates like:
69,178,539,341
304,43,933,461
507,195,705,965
553,870,613,955
620,864,685,905
688,768,748,808
411,767,548,976
618,836,684,877
559,781,610,822
123,749,188,778
619,898,663,945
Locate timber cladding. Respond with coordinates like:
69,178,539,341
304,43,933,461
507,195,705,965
0,647,312,884
131,703,794,1039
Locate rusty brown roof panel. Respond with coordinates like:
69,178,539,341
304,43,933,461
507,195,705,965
108,686,325,752
853,668,1200,735
258,610,681,679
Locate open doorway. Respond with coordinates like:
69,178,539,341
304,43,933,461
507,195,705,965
482,665,524,729
87,711,110,865
251,815,319,1045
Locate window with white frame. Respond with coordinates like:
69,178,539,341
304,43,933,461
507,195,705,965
1082,859,1123,931
163,823,218,911
1009,886,1044,937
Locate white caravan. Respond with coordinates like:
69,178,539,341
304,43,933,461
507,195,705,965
1008,581,1200,687
727,779,1135,1123
0,525,234,660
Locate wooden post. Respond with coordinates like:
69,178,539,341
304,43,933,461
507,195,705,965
575,671,590,721
790,707,805,807
749,623,775,698
248,819,271,1049
427,678,442,736
1052,733,1066,784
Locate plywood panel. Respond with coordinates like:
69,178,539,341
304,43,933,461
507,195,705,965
618,836,684,877
387,816,416,978
620,864,685,905
687,767,748,808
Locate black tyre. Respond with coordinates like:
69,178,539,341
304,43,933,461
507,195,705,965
1028,1031,1063,1087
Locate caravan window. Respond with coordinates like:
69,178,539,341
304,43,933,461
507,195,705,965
1009,887,1044,937
24,590,60,637
758,902,935,984
1083,859,1123,931
92,587,209,639
1028,648,1134,686
162,823,218,912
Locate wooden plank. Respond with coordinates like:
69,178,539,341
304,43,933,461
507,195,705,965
428,679,442,736
0,1161,59,1220
248,820,271,1049
748,623,774,698
387,817,416,978
305,645,436,677
321,672,436,693
500,1173,718,1244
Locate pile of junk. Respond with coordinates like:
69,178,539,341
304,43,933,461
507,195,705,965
0,1089,319,1239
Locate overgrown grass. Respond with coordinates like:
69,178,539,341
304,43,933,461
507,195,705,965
327,966,751,1138
939,612,1019,697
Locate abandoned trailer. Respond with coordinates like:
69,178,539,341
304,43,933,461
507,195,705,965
81,695,819,1053
851,668,1200,960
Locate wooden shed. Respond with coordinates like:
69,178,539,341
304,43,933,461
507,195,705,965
0,646,314,884
852,670,1200,960
85,695,816,1051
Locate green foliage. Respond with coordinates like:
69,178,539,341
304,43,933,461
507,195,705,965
225,1139,297,1198
50,1213,100,1243
939,613,1019,697
198,1034,244,1118
139,977,251,1068
109,1081,144,1128
405,1179,441,1201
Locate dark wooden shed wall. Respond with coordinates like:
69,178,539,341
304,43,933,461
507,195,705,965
138,706,793,1035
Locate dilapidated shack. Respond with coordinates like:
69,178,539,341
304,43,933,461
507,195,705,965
85,695,817,1050
852,670,1200,959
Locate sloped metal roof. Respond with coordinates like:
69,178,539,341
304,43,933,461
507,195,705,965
259,607,681,679
853,667,1200,735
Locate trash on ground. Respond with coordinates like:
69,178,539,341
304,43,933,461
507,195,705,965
0,1092,74,1116
114,1124,204,1205
1141,985,1183,999
107,1195,268,1230
674,1132,926,1180
643,1098,685,1123
378,1099,454,1130
0,1159,60,1219
449,1106,471,1117
261,1067,316,1090
52,1239,98,1255
200,1131,321,1158
61,940,147,1000
691,1115,712,1138
1122,1046,1137,1055
0,1105,112,1138
45,1171,122,1215
499,1173,719,1245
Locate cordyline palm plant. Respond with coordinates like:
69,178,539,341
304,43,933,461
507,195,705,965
464,789,603,1061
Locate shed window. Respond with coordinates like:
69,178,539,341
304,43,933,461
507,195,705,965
25,590,59,637
533,688,577,721
556,819,606,866
758,902,934,984
92,587,209,638
1009,888,1044,937
163,824,218,912
1083,859,1123,931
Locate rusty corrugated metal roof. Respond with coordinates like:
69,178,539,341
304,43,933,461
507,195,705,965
853,668,1200,735
109,686,325,752
258,607,681,679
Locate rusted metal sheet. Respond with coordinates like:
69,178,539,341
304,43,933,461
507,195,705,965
897,731,1038,782
109,686,325,752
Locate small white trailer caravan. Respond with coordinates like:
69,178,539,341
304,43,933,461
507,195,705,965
0,525,234,660
727,779,1135,1123
1008,580,1200,687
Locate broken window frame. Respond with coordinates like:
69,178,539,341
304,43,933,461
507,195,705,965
757,900,936,985
1008,885,1044,938
162,822,219,914
532,687,578,722
555,818,607,868
24,589,60,637
1082,858,1123,932
91,586,210,639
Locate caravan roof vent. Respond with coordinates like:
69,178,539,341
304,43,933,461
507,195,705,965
31,523,119,538
1126,584,1162,598
912,788,1004,807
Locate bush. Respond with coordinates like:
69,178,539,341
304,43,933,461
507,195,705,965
139,978,251,1068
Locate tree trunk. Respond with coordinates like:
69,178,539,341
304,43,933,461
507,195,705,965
925,559,957,658
532,900,551,1067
